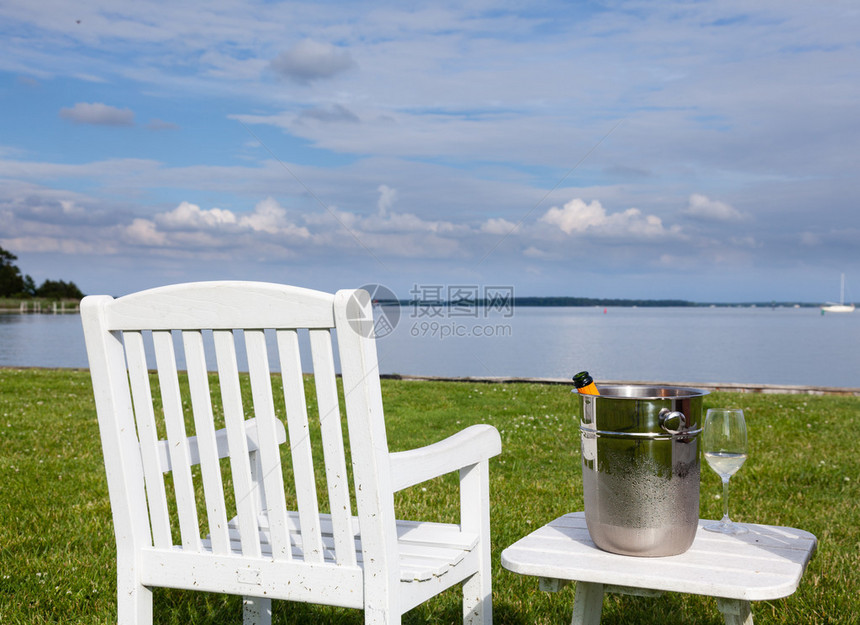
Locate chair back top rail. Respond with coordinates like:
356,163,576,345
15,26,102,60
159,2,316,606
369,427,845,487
97,281,336,331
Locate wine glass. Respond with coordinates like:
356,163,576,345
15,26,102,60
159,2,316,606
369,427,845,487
702,408,748,534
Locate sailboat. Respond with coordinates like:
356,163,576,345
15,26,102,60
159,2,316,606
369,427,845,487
821,273,855,313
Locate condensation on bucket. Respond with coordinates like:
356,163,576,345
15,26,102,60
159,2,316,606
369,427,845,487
581,439,702,554
582,450,700,556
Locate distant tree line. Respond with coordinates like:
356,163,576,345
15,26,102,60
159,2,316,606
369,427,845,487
510,296,696,307
397,296,697,307
0,246,84,299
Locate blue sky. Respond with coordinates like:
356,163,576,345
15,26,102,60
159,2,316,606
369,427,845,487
1,0,858,302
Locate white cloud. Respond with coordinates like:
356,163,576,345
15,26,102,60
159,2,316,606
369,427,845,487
540,198,682,239
155,201,238,230
480,217,517,235
155,198,311,239
684,194,746,221
238,197,309,237
269,40,356,84
541,199,606,234
377,184,397,216
59,102,135,126
118,198,310,252
58,200,80,214
124,218,167,246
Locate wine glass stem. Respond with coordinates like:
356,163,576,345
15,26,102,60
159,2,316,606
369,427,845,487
721,476,731,524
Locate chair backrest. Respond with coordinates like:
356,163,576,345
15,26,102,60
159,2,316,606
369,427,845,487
81,281,396,573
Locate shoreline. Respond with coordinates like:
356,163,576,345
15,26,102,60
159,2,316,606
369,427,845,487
2,367,857,396
381,373,860,396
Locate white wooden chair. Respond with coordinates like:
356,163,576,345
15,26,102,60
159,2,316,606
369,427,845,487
81,281,501,625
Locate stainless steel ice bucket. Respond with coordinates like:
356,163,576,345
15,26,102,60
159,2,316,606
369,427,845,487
579,385,708,556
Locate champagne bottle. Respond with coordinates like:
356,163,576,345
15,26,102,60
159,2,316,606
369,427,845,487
573,371,600,396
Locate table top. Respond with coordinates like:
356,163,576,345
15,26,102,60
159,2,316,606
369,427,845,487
500,512,817,602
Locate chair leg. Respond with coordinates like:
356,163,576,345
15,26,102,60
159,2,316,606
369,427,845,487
243,596,272,625
463,570,491,625
364,605,400,625
116,572,152,624
461,461,492,625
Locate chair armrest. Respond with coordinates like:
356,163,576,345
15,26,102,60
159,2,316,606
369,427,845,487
389,424,501,492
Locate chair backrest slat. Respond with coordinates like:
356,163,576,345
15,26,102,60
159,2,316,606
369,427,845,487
182,330,231,554
309,328,357,566
123,330,172,548
276,329,324,563
333,290,398,573
213,329,262,558
152,330,201,551
244,329,293,560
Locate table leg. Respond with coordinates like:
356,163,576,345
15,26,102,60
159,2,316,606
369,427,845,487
716,598,753,625
571,582,604,625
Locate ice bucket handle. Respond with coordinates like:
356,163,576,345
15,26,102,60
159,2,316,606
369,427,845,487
659,409,687,435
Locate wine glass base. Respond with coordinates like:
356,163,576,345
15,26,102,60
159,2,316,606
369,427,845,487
703,521,748,535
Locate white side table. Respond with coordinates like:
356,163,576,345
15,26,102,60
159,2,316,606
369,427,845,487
501,512,817,625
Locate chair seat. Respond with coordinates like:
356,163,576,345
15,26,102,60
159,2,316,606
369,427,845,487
199,511,480,583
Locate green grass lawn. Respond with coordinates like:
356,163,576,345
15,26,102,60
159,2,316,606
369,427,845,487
1,369,857,624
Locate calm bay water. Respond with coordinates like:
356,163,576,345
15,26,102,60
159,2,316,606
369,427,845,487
375,305,860,388
2,306,858,388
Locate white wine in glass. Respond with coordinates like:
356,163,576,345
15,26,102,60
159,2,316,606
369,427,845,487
703,408,748,534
